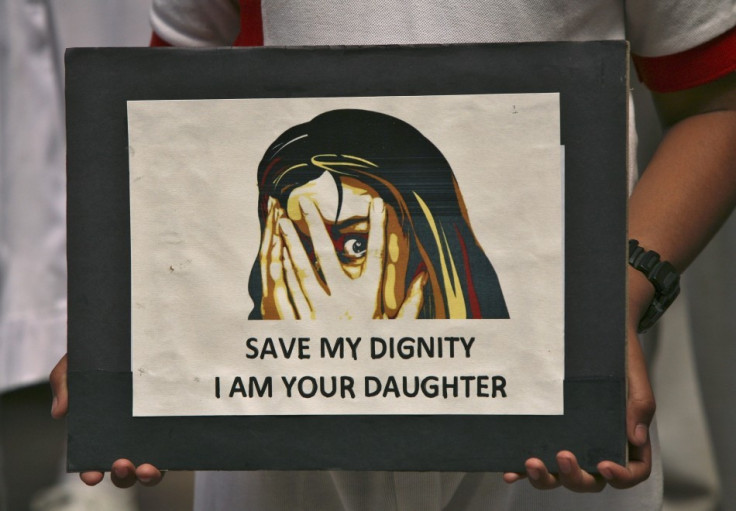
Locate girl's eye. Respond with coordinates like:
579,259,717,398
340,234,367,262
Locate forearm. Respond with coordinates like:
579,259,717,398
628,110,736,320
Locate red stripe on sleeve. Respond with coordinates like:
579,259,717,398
234,0,264,46
149,32,172,47
632,25,736,93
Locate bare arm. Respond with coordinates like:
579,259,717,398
506,72,736,491
627,73,736,329
631,74,736,274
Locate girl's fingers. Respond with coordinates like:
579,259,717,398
259,198,278,299
299,197,342,287
282,242,310,319
278,216,322,299
268,221,296,319
363,198,386,294
396,271,427,318
268,211,285,286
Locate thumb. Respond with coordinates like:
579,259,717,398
626,330,655,446
50,354,69,419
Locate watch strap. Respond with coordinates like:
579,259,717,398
628,239,681,333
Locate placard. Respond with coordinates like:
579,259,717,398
66,42,628,472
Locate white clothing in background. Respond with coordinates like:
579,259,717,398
0,0,67,392
0,0,151,393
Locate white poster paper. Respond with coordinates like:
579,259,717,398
128,94,564,416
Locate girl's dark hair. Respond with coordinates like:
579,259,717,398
249,109,508,319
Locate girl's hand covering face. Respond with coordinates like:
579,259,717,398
259,195,426,320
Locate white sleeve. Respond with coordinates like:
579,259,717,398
150,0,241,47
626,0,736,56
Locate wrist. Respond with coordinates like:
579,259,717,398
628,266,655,329
627,239,681,332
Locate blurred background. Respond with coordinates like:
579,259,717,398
0,1,733,510
0,2,192,510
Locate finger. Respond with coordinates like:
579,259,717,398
299,197,342,286
395,271,427,318
267,214,297,319
524,458,561,490
362,197,386,289
599,329,655,489
79,471,104,486
281,244,309,319
279,216,323,300
135,463,165,487
597,437,652,489
49,354,68,419
627,330,656,448
555,451,606,492
502,472,526,484
110,459,139,488
588,328,655,490
259,198,278,301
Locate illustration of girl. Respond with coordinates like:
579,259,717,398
249,109,508,320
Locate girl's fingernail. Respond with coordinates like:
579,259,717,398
527,468,541,481
113,466,128,479
600,467,614,481
51,396,58,415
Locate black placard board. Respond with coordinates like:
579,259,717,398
66,42,628,472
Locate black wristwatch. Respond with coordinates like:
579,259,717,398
628,239,681,333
